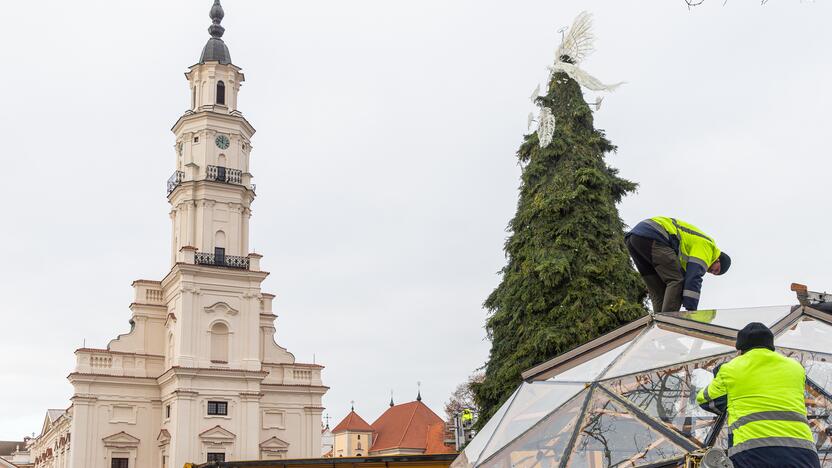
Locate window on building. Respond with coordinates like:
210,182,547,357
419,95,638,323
191,87,196,109
214,246,226,265
357,435,361,440
111,458,129,468
193,136,199,143
207,401,228,416
216,81,226,105
165,404,171,419
210,322,229,363
356,453,362,457
207,453,226,462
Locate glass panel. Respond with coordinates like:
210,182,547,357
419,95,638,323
464,387,519,465
805,383,832,455
480,389,586,468
712,423,729,450
779,348,832,394
566,391,686,467
777,317,832,354
603,325,734,379
604,353,733,446
663,305,792,330
550,343,630,383
480,382,584,462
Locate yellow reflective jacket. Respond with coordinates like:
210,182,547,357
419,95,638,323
646,217,721,310
696,348,816,457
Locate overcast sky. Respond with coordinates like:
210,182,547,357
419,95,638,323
1,0,830,441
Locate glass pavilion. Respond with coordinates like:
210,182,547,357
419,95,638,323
453,304,832,468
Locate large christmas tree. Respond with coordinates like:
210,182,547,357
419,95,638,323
473,13,646,425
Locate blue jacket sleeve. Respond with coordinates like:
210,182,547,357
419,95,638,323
682,260,707,310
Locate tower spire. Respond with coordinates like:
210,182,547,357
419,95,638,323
199,0,232,64
208,0,225,39
416,381,422,402
389,389,394,407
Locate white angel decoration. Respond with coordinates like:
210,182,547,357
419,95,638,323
531,11,623,148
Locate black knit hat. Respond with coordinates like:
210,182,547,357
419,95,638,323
717,252,731,275
736,322,774,352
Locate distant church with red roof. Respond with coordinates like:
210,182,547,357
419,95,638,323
327,392,455,457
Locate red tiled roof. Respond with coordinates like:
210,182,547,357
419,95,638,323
332,411,373,433
369,401,454,454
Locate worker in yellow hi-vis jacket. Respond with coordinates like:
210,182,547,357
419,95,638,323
697,323,820,468
626,216,730,312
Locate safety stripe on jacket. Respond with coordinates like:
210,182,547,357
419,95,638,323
728,411,809,432
642,219,669,240
671,218,714,243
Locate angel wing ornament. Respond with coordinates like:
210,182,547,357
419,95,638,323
549,11,623,92
537,107,556,148
532,11,622,148
555,11,595,65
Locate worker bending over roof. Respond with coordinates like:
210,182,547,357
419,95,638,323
626,216,730,312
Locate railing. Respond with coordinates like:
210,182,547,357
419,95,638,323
194,251,250,269
166,170,184,195
207,165,242,184
145,289,164,304
75,349,165,378
91,354,113,369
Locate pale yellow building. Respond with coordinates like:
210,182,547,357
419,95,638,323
26,2,327,467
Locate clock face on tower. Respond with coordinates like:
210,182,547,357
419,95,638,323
215,135,230,150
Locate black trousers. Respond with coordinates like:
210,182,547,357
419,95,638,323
625,234,685,312
730,446,821,468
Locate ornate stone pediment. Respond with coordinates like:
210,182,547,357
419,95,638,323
157,429,171,446
260,436,289,451
102,431,140,448
204,302,239,316
199,425,236,445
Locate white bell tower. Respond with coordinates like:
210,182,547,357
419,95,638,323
65,3,326,467
168,0,255,266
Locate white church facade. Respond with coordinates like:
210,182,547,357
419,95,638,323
27,2,327,467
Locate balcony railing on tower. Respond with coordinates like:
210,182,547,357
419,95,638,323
194,251,250,269
166,171,184,195
207,165,242,185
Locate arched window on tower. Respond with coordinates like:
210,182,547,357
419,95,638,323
216,81,226,105
210,322,229,363
191,87,196,109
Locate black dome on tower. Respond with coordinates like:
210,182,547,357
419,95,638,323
199,0,232,65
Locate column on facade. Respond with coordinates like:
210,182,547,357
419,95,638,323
242,294,260,370
241,208,250,257
170,391,197,468
239,392,261,460
186,201,196,248
170,210,177,265
226,204,236,257
68,396,95,468
176,289,197,367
